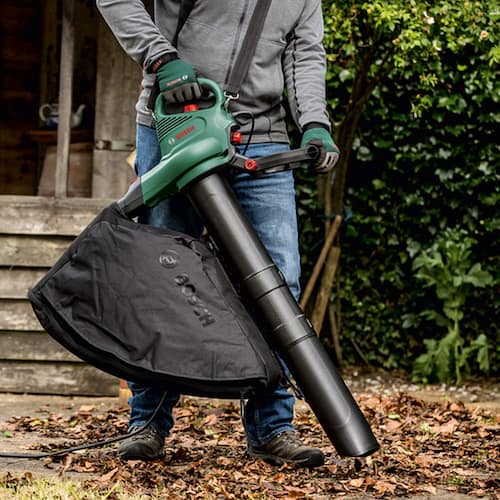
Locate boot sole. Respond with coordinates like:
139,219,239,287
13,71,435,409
118,448,166,462
247,449,324,468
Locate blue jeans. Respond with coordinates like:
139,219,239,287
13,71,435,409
128,124,300,447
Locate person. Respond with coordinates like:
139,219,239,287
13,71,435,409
96,0,339,468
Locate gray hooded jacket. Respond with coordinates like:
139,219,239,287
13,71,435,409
96,0,331,143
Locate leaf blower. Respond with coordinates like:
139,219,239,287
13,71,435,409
29,79,379,458
118,79,379,457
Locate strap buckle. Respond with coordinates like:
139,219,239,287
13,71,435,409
224,91,240,108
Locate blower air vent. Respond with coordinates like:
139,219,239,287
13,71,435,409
157,115,193,141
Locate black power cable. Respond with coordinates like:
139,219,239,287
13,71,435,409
0,392,167,460
232,111,255,156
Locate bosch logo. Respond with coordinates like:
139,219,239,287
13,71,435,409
159,250,179,268
174,273,216,327
176,125,196,140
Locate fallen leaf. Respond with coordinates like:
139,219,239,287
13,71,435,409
233,471,245,481
449,402,465,412
419,485,437,494
203,414,219,426
174,408,194,418
127,460,142,467
436,417,459,434
384,419,402,431
415,454,435,467
349,478,365,488
284,484,313,496
451,467,476,477
58,455,73,477
373,480,397,495
98,467,119,483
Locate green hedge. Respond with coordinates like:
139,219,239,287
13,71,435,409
296,0,499,381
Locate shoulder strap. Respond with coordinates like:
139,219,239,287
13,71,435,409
172,0,197,47
170,0,272,98
225,0,273,98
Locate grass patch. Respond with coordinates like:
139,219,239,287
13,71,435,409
0,476,140,500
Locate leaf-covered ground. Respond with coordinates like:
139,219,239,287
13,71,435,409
1,376,498,499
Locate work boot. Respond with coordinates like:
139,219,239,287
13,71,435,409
247,431,325,468
117,426,165,461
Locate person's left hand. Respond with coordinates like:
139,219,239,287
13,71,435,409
300,126,340,173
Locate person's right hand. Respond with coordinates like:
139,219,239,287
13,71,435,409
157,59,202,103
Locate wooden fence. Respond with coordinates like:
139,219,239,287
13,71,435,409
0,196,118,395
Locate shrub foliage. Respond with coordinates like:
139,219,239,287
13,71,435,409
296,0,499,381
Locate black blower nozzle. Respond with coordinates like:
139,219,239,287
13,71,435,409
187,172,379,457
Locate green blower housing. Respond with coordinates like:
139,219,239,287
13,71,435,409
141,78,236,207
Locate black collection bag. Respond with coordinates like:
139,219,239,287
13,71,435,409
29,203,282,398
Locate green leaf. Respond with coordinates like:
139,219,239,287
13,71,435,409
464,263,494,287
339,69,352,82
373,179,386,190
473,334,490,373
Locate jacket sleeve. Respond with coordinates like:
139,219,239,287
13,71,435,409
96,0,177,71
282,0,331,132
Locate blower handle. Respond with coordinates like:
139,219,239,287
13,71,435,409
154,77,227,120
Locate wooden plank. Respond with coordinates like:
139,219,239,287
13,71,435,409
38,142,93,197
0,331,79,362
0,269,46,299
94,19,139,148
0,235,71,267
0,301,43,332
92,150,135,199
55,0,75,198
92,18,140,198
0,360,118,396
0,196,112,236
